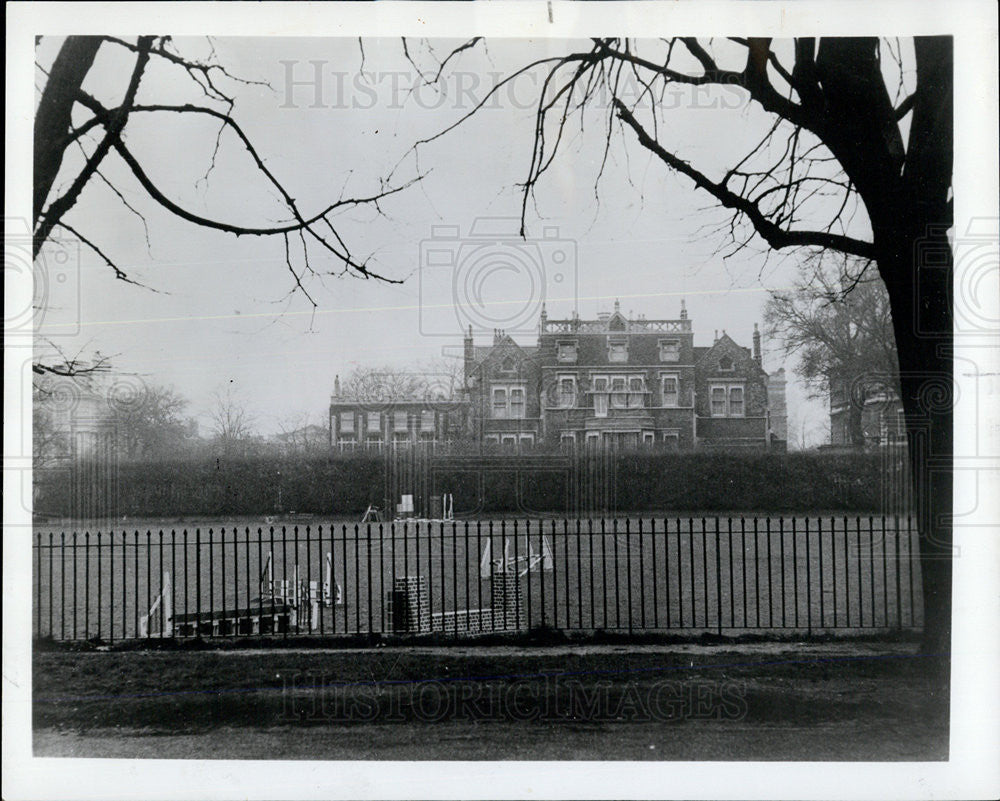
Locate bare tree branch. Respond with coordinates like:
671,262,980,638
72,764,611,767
612,99,875,258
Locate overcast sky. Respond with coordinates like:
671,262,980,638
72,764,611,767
33,36,883,441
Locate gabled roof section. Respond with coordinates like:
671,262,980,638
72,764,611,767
696,333,766,376
606,310,628,332
470,334,539,374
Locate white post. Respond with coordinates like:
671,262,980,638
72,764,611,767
163,571,173,636
325,552,333,607
309,581,319,630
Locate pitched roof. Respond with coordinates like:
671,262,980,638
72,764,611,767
470,336,538,370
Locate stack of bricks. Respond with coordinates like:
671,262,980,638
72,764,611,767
490,570,525,630
387,575,430,633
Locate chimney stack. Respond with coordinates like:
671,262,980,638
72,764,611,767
334,374,341,397
753,323,762,366
680,298,688,320
464,325,474,383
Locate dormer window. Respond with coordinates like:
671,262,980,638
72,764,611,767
608,338,628,363
557,341,578,363
719,356,734,372
659,338,680,362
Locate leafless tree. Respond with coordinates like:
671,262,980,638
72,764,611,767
106,383,196,460
33,35,421,314
409,36,954,659
765,252,899,448
338,358,464,405
208,385,256,455
273,413,330,456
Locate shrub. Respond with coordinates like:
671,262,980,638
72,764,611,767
34,450,889,518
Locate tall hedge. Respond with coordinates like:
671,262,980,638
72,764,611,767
34,451,890,518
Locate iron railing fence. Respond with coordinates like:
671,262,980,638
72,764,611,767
32,516,922,642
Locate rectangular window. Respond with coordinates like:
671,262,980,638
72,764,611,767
643,431,655,446
560,432,576,452
591,375,609,417
393,411,408,431
558,376,576,408
663,431,680,450
627,375,645,408
610,375,628,408
710,384,745,417
420,410,435,431
729,386,744,417
659,339,680,362
492,387,507,419
557,341,578,363
608,339,628,363
339,412,355,434
509,388,525,419
662,375,679,407
519,434,534,447
501,435,518,452
711,386,727,417
367,411,381,433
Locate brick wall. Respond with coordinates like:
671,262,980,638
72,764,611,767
387,570,525,634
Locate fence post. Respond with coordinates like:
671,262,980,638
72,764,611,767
60,533,65,641
714,518,722,636
805,518,812,635
96,532,102,641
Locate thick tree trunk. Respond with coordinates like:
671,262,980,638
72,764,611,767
825,36,954,684
877,220,953,681
33,36,103,226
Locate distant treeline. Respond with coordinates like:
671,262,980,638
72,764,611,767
33,451,894,518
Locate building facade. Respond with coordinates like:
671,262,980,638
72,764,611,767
330,301,786,452
829,378,905,449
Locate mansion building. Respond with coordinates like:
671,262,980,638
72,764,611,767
330,302,787,452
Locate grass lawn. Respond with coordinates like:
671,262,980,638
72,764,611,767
32,641,948,760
